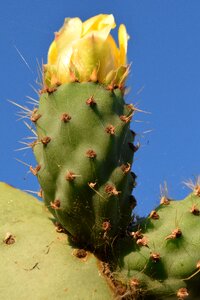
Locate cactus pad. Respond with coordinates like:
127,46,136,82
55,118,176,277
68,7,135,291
112,192,200,299
0,182,113,300
33,82,136,249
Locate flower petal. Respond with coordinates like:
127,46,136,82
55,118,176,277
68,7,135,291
48,40,58,65
107,35,119,68
55,17,82,53
118,24,129,65
47,18,83,83
70,35,116,82
55,47,73,82
82,14,116,40
45,14,129,87
47,17,83,65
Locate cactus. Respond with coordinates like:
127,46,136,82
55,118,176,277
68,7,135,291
33,82,136,249
0,182,113,299
5,13,200,300
31,14,136,249
2,183,200,299
110,189,200,299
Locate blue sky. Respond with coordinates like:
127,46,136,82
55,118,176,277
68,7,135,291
1,0,200,216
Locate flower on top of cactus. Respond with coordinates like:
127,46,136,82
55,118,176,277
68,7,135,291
43,14,130,89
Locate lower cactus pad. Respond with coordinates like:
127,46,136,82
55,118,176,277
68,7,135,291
0,182,113,300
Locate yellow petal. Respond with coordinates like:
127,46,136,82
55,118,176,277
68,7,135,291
70,36,116,82
118,24,129,65
47,17,83,83
113,65,129,86
45,14,130,87
107,35,119,68
105,69,116,84
55,17,82,53
82,14,116,40
55,47,73,83
48,40,58,65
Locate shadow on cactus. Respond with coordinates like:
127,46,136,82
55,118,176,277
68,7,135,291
4,14,200,300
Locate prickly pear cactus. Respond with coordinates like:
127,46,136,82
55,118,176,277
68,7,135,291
2,182,200,299
0,182,113,300
31,14,137,249
110,190,200,299
8,13,200,300
33,83,136,249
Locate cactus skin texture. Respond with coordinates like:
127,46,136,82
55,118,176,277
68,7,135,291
2,183,200,299
110,192,200,299
33,82,136,249
0,182,113,300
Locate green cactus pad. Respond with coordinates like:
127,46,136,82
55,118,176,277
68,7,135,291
33,82,136,249
0,182,113,300
112,192,200,299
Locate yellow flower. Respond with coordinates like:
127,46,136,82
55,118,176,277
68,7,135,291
44,14,129,88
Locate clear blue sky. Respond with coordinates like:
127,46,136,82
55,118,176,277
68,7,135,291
1,0,200,216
